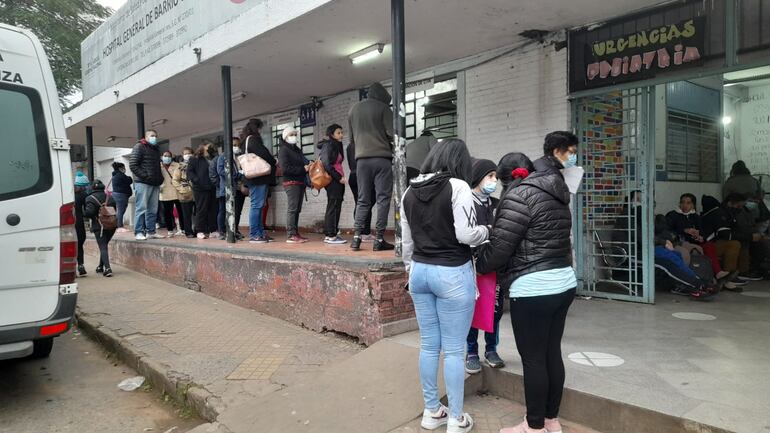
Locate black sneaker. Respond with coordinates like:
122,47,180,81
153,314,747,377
350,236,362,251
374,238,395,251
484,351,505,368
186,234,196,238
95,265,104,274
103,268,113,277
738,272,763,282
78,265,87,276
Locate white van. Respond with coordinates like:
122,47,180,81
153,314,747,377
0,24,77,360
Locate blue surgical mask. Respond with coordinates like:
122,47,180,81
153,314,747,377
564,153,577,168
162,156,172,165
148,136,158,145
481,181,497,195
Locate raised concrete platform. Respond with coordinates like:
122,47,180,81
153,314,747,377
391,287,770,433
85,231,413,345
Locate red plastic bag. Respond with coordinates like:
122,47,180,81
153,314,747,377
471,272,496,333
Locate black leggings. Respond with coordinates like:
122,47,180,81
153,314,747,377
509,288,575,429
94,230,115,269
193,190,217,235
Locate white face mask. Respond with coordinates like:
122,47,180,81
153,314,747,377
286,136,298,145
233,147,242,155
183,154,191,162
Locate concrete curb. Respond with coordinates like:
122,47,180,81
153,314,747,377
76,309,224,423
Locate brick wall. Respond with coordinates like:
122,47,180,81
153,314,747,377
464,43,569,163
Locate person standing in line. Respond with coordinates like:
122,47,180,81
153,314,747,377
110,162,133,233
349,82,395,252
160,150,184,237
172,147,196,238
129,129,164,240
406,130,438,182
240,118,276,243
278,126,309,243
83,180,117,278
187,142,218,239
401,139,489,433
73,170,90,277
464,158,506,375
320,124,348,244
216,137,246,241
477,131,580,433
232,137,247,239
346,141,374,242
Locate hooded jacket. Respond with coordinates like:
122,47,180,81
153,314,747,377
477,156,573,282
665,208,702,244
129,139,163,186
401,172,488,269
348,83,394,160
700,195,732,241
406,133,438,171
83,189,117,233
723,174,761,201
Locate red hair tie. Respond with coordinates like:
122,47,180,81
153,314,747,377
512,168,530,179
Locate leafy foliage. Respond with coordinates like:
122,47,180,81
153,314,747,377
0,0,112,101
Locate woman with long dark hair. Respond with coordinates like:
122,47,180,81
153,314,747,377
187,142,218,239
320,124,347,244
110,162,133,232
401,139,489,433
240,118,276,243
478,131,579,433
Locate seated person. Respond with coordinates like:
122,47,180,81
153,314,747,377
666,193,731,280
701,195,745,290
653,214,717,300
723,193,770,281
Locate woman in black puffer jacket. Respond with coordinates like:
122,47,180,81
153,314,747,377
477,131,578,433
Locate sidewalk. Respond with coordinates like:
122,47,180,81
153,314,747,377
77,255,600,433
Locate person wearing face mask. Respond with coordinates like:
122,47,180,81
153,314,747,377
464,158,506,375
477,131,579,433
129,129,164,240
215,137,246,240
172,147,196,238
159,151,185,237
111,162,133,233
278,126,310,243
231,137,247,238
320,124,348,244
187,142,218,239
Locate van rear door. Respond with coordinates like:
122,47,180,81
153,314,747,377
0,27,63,327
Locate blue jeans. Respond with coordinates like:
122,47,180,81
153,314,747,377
112,192,130,228
409,260,476,418
248,184,268,238
134,183,159,235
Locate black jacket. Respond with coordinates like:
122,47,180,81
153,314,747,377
477,156,573,281
348,82,394,160
665,210,702,244
83,190,117,233
128,139,163,186
726,205,755,242
243,134,276,186
473,192,498,228
319,138,344,182
111,170,133,195
277,139,307,183
187,156,215,192
700,195,732,241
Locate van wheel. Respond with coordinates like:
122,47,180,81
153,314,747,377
31,338,54,359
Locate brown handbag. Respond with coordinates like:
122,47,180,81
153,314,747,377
308,159,331,191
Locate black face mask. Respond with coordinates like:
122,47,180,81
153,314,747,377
208,148,219,158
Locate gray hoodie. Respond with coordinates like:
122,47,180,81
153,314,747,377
348,82,394,160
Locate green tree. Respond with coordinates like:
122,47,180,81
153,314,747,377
0,0,112,101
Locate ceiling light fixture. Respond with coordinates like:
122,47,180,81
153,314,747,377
722,116,732,126
231,91,247,102
349,43,384,65
151,118,167,127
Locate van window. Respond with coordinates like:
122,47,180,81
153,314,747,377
0,83,52,201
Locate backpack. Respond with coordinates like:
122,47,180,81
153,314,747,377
689,249,713,282
308,159,331,191
89,195,117,232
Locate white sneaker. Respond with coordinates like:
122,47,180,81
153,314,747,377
447,413,474,433
147,233,165,239
135,233,147,241
421,405,449,430
176,229,184,237
196,233,206,240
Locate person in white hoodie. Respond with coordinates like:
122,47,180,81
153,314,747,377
401,139,489,433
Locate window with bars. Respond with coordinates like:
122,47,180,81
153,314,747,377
665,110,719,182
271,120,315,159
404,85,458,140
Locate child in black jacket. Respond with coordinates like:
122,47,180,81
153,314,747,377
83,180,117,277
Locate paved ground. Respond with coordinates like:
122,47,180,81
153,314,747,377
0,330,201,433
391,285,770,433
390,393,600,433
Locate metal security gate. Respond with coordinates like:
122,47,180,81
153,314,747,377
574,87,655,303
